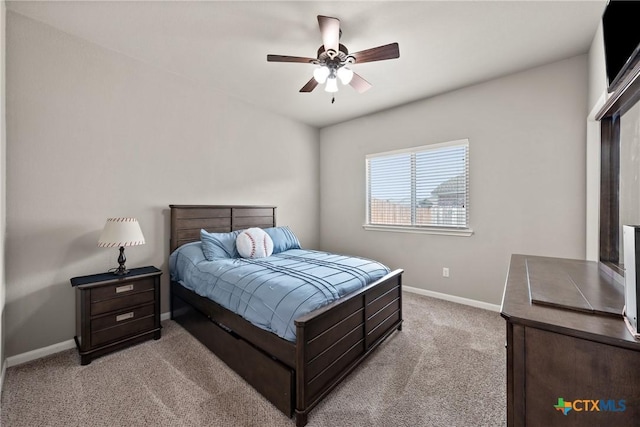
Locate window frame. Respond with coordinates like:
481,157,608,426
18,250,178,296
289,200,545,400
597,64,640,279
364,139,473,237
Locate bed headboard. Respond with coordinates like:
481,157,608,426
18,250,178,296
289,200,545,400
169,205,277,253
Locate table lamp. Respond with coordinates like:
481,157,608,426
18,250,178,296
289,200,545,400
97,218,146,275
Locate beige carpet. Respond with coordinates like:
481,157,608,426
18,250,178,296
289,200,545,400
0,292,506,426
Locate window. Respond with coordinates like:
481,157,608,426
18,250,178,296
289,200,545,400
365,139,470,235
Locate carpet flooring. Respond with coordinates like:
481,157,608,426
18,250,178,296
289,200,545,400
0,292,506,426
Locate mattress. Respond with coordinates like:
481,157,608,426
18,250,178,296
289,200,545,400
169,242,391,341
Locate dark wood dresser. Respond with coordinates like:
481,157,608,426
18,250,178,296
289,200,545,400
71,266,162,365
501,254,640,426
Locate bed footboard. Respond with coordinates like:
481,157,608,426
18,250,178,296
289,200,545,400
294,269,403,426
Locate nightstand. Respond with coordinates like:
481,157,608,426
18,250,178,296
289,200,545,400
71,266,162,365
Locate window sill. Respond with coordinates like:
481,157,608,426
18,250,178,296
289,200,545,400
362,224,474,237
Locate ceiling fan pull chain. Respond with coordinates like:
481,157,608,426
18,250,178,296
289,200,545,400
331,95,335,104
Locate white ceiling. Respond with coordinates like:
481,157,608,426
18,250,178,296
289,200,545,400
7,0,607,128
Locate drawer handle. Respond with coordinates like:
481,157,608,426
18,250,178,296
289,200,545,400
116,312,134,322
116,284,134,293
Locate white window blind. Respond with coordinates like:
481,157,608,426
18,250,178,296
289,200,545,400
366,139,469,230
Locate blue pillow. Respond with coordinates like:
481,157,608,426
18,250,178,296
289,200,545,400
200,229,240,260
263,226,301,254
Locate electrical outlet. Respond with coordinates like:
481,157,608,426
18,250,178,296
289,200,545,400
443,267,450,278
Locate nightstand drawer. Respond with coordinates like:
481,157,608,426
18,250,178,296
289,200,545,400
91,315,156,348
91,289,154,316
90,277,155,302
91,303,155,332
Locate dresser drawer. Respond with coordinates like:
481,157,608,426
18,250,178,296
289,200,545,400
91,315,156,348
91,277,155,302
91,289,154,316
91,303,155,332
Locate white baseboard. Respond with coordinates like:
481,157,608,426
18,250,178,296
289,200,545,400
7,339,76,367
7,311,173,368
0,358,7,398
403,285,501,312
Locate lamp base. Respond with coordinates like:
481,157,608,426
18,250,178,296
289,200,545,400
113,246,129,276
113,266,129,276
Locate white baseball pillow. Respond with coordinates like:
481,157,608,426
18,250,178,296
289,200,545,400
236,227,274,259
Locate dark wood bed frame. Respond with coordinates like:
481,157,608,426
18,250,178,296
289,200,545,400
169,205,403,426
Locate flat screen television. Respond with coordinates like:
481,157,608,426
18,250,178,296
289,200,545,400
602,0,640,93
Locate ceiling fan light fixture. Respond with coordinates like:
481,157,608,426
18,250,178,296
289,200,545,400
337,67,353,85
324,76,339,93
313,66,330,84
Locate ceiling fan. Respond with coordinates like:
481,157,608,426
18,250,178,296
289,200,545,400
267,15,400,96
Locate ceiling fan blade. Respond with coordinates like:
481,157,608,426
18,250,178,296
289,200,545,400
318,15,340,54
351,42,400,64
300,77,319,93
349,72,372,94
267,54,316,64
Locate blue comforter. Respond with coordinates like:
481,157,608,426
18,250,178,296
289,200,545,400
169,243,391,341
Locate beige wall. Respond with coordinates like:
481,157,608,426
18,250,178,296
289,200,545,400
588,23,607,112
1,0,7,371
319,55,588,305
5,12,320,357
586,23,607,261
